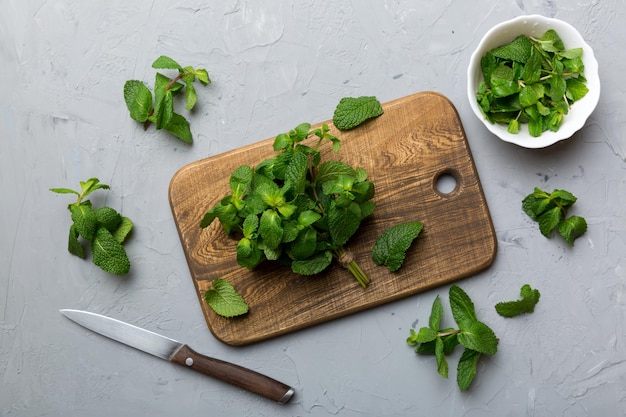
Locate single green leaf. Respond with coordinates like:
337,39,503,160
558,215,588,245
113,216,133,244
242,214,259,239
416,327,438,343
449,285,477,329
540,29,565,52
538,206,563,237
68,224,85,259
457,348,481,391
152,55,182,70
566,77,589,102
328,202,361,247
230,165,254,196
371,221,424,272
50,187,80,195
163,113,192,143
457,321,498,355
70,204,98,241
154,87,174,130
236,237,263,268
435,337,449,379
429,295,443,332
204,278,249,317
91,227,131,275
490,34,533,63
406,328,419,346
333,96,384,131
316,161,356,185
194,68,211,85
123,80,153,123
273,133,292,151
291,251,332,275
185,81,197,110
95,206,122,233
297,210,321,228
284,151,308,194
495,284,541,317
288,228,317,260
259,209,283,249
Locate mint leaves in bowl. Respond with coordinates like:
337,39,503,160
467,15,600,148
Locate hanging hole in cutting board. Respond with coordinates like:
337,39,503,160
434,169,460,197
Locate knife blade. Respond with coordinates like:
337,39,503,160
60,309,294,403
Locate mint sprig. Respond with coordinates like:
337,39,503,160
476,29,588,137
123,55,211,143
204,278,249,318
495,284,541,317
333,96,384,130
522,187,587,244
372,221,424,272
51,178,133,275
406,285,498,391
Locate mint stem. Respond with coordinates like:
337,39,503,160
334,247,370,288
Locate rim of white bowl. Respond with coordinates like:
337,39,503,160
467,15,601,148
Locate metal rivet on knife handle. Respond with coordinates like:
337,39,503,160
170,344,295,404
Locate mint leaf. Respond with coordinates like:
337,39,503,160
490,34,533,63
558,215,587,245
429,295,443,332
328,202,361,247
163,113,192,143
113,216,133,244
457,348,481,391
259,209,283,249
495,284,541,317
70,204,98,241
50,187,80,196
91,227,131,275
68,225,85,259
457,321,498,355
95,206,122,233
291,251,332,275
123,80,153,123
416,327,438,343
230,165,254,196
371,221,424,272
435,337,449,378
184,81,197,110
204,278,249,318
194,68,211,85
152,55,183,70
236,237,263,268
153,78,174,130
333,96,383,131
449,285,477,329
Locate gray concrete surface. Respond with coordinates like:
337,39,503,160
2,0,625,416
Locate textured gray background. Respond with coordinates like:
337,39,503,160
2,0,625,416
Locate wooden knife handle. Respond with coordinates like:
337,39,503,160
170,344,294,403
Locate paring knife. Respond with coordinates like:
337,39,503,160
60,309,294,403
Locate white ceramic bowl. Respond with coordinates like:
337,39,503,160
467,15,600,148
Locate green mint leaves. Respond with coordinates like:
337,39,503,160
200,120,374,288
495,284,541,317
522,187,587,245
51,178,133,275
333,96,384,130
476,29,588,137
372,221,424,272
406,286,498,391
124,55,211,143
204,278,249,318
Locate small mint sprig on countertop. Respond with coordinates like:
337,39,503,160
50,178,133,275
522,187,587,245
406,285,498,391
495,284,541,318
124,55,211,143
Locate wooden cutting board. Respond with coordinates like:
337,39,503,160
169,92,496,346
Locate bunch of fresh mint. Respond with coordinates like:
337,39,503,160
200,122,375,288
123,55,210,143
522,187,587,244
476,29,588,137
50,178,133,275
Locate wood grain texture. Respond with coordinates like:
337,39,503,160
169,91,496,346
